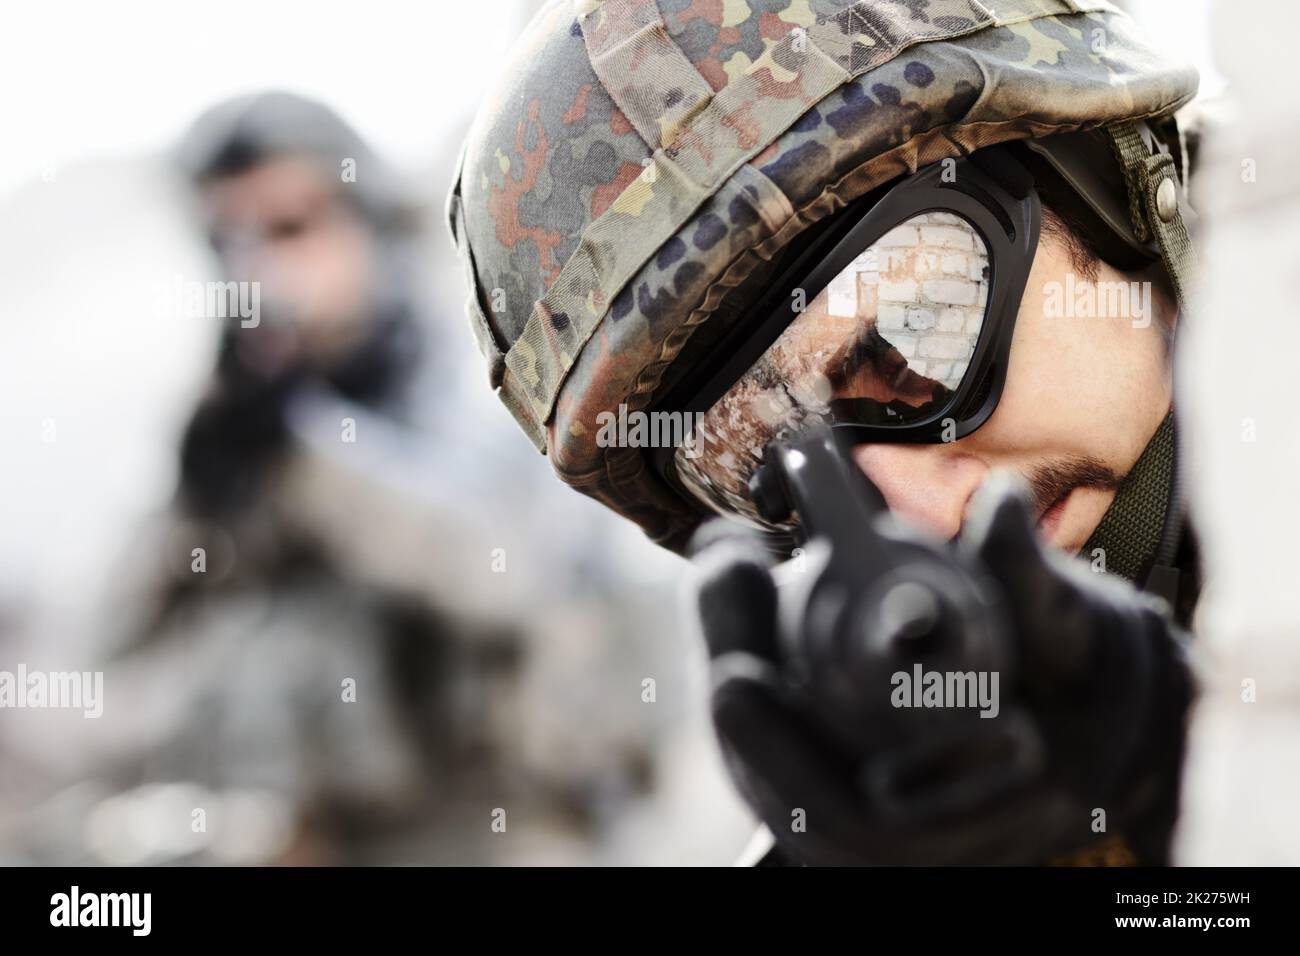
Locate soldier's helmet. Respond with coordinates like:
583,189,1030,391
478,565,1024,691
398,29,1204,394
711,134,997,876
448,0,1198,553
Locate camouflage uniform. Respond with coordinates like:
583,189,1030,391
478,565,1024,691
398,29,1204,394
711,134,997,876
448,0,1197,552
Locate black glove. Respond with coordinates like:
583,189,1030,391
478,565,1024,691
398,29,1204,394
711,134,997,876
693,474,1193,866
962,476,1193,862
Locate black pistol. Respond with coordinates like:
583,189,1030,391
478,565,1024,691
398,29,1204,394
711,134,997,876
747,426,1044,824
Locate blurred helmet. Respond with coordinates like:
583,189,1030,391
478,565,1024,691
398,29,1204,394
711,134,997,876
178,90,415,233
448,0,1198,552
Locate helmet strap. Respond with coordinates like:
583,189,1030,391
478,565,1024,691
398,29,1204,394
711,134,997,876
1097,120,1198,610
1082,410,1182,608
1107,120,1198,308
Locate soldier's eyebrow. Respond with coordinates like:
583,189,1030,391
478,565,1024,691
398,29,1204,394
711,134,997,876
1028,457,1122,516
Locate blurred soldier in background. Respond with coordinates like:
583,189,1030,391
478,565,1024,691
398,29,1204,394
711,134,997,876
171,91,428,521
98,91,515,864
0,91,747,865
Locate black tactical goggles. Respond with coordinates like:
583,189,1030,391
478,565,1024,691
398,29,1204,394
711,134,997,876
649,129,1169,531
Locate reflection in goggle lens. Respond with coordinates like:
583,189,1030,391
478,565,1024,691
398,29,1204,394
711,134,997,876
674,211,991,531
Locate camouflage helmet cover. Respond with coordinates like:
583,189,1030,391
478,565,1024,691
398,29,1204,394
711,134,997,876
447,0,1198,552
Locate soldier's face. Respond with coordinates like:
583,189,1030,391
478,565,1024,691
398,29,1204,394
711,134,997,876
202,155,376,368
850,231,1175,554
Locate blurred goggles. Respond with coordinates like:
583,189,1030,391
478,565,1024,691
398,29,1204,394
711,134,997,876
653,146,1042,532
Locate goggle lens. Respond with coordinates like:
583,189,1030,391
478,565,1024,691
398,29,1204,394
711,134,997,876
674,211,992,529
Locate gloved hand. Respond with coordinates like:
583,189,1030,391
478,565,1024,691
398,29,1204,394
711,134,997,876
692,473,1193,866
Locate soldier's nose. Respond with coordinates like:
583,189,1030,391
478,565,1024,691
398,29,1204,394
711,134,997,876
850,444,988,541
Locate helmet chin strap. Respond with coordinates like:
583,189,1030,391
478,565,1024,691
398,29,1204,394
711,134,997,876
1081,410,1183,609
1088,121,1197,617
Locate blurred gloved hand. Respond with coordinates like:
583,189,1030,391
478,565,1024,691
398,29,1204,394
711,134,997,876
692,475,1194,865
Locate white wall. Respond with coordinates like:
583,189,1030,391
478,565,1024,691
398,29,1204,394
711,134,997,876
1175,0,1300,864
